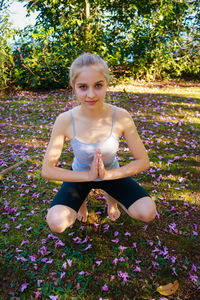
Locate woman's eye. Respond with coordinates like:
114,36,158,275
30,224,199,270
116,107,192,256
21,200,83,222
96,83,102,88
79,85,87,90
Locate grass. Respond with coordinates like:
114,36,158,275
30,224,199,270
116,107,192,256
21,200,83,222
0,81,200,299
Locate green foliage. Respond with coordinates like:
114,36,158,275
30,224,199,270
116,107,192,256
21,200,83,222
0,6,16,92
13,26,71,89
1,0,200,91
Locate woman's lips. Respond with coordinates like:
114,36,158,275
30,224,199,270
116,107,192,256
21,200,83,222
86,101,97,105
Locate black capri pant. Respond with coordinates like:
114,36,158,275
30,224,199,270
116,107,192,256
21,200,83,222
50,177,150,212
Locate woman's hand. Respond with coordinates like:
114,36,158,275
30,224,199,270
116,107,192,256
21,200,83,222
88,149,108,181
97,149,108,180
88,150,99,181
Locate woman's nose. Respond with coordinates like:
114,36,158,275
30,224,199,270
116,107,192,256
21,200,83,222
87,87,95,98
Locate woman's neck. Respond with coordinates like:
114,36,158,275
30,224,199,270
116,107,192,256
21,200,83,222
79,103,108,120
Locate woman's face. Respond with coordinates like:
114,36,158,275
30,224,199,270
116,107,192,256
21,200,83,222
72,65,108,108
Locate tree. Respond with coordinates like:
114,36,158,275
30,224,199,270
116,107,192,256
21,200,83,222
0,1,16,92
2,0,199,90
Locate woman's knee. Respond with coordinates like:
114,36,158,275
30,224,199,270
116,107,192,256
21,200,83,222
128,197,157,222
47,221,68,234
140,209,156,222
46,205,77,233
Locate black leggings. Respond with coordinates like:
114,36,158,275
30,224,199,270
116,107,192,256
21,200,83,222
50,177,150,212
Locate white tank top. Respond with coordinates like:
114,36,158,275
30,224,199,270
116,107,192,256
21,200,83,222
70,106,119,180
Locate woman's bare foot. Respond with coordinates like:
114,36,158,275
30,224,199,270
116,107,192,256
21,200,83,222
105,192,121,221
77,200,88,222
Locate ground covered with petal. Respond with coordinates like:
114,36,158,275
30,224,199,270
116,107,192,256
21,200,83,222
0,81,200,299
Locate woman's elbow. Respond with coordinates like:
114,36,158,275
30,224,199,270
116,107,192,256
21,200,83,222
41,165,50,179
142,158,150,171
146,158,150,170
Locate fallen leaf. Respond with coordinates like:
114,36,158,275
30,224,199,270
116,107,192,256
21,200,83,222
156,280,179,296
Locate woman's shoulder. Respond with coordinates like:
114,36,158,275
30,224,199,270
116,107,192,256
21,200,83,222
53,108,78,138
113,106,134,133
54,108,77,131
114,105,132,119
56,106,79,121
55,110,70,123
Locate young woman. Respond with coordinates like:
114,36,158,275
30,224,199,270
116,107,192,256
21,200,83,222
41,53,157,233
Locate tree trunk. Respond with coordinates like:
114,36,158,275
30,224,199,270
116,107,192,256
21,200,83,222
85,0,90,20
84,0,91,50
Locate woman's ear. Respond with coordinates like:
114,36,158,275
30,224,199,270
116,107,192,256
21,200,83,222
70,84,75,96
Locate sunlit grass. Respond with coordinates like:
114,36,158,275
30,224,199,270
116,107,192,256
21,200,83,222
111,79,200,98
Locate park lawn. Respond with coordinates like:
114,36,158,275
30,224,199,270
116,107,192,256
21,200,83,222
0,81,200,299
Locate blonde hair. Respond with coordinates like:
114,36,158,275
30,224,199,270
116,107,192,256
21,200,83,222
69,53,110,85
